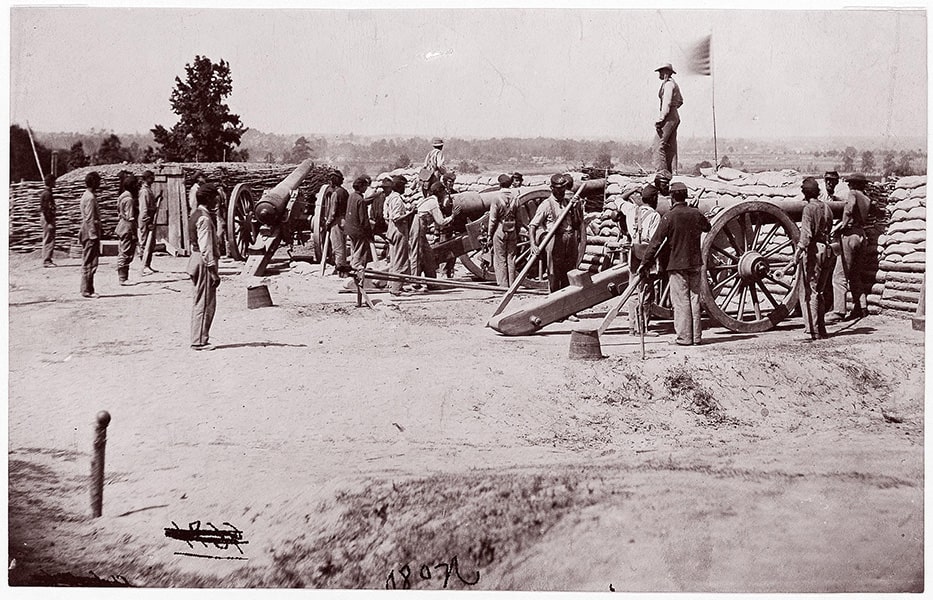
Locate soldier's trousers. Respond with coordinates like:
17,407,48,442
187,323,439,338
80,239,100,296
493,231,517,287
187,252,217,346
387,220,411,293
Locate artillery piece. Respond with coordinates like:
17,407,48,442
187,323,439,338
225,159,315,276
488,181,847,336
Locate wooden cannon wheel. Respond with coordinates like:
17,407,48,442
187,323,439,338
226,183,257,261
458,188,587,288
700,201,802,333
309,184,329,260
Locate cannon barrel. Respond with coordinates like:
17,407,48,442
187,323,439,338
653,195,846,221
450,190,503,221
254,159,314,226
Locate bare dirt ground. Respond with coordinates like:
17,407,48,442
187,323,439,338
7,249,925,592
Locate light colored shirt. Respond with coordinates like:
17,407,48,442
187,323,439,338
658,78,684,122
423,148,446,174
196,210,217,268
417,195,450,226
139,183,157,224
188,182,200,214
383,191,407,223
79,189,101,241
530,194,580,235
618,201,660,244
488,189,518,238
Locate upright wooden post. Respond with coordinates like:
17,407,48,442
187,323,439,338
91,411,111,518
912,274,925,331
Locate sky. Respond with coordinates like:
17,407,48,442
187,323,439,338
6,2,929,146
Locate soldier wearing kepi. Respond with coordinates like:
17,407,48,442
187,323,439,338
829,173,871,321
639,181,711,346
487,174,520,287
39,174,57,267
78,171,103,298
654,63,683,174
115,173,140,285
137,170,159,275
528,173,584,295
779,177,834,340
188,184,221,350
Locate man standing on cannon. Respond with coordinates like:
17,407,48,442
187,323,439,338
188,184,221,350
639,181,711,346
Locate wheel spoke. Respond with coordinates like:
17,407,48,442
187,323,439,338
709,262,739,271
724,226,743,254
755,223,781,253
758,279,781,308
761,237,794,259
712,271,740,294
763,273,792,290
711,245,740,263
736,283,748,320
721,277,743,310
743,213,754,252
748,282,762,321
750,215,763,251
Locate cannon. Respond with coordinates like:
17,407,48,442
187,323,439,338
226,159,315,276
488,187,847,336
432,179,604,287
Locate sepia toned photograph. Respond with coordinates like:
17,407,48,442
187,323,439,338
6,1,926,594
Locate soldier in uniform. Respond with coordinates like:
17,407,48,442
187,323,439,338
115,173,140,285
383,176,415,295
137,170,159,275
487,174,520,287
528,173,584,295
830,173,871,321
188,184,221,350
79,172,103,298
39,174,56,267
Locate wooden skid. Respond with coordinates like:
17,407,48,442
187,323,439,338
487,265,631,336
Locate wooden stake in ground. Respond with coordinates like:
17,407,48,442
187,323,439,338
318,231,331,276
488,196,579,320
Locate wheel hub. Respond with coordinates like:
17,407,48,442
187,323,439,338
737,251,769,281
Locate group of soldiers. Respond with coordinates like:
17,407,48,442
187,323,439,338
39,168,227,350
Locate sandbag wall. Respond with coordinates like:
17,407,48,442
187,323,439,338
9,162,336,253
868,176,926,317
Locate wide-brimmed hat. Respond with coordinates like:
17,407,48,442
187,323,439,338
432,137,444,147
824,170,840,180
655,63,676,74
846,173,869,184
550,173,571,188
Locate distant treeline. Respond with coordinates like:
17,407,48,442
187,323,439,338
12,124,927,183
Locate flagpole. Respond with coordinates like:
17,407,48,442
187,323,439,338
710,34,719,170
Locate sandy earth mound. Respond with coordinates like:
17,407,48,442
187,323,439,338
8,250,924,591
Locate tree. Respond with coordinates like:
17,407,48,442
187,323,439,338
151,55,248,162
895,152,913,177
287,136,314,163
841,146,857,172
95,134,131,165
393,153,412,169
883,152,897,176
860,150,875,174
67,141,90,170
10,124,54,181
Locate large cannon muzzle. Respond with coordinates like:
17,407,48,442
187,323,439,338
254,159,314,226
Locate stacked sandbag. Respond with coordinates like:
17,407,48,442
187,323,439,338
868,176,926,317
9,161,337,253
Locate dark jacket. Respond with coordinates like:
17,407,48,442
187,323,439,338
642,202,711,272
344,191,372,239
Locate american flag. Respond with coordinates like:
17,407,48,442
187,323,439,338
688,35,712,76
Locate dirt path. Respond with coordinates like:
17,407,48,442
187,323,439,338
8,251,924,591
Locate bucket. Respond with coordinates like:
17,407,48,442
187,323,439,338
568,328,604,360
247,284,274,309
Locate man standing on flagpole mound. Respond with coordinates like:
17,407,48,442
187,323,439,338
654,62,683,175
